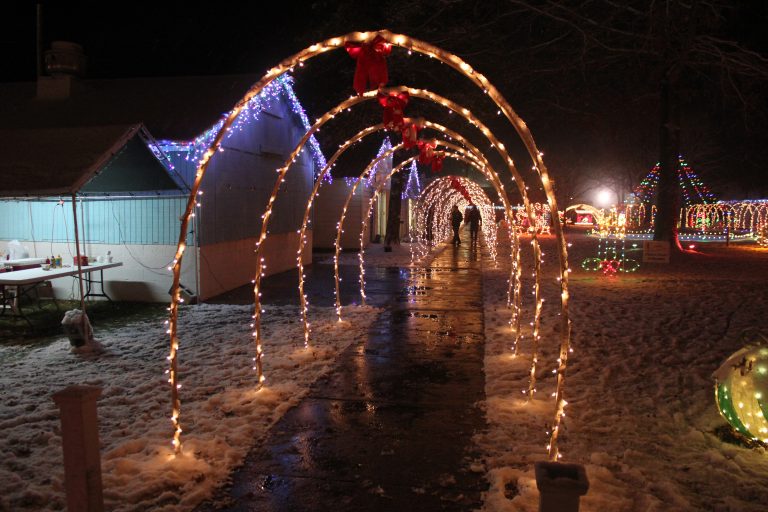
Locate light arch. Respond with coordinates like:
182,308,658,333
330,134,520,323
168,31,571,460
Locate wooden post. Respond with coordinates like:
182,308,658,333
535,461,589,512
52,385,104,512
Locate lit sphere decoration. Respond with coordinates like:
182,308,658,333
713,332,768,444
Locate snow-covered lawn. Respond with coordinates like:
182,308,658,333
0,302,379,511
3,233,767,512
479,233,768,511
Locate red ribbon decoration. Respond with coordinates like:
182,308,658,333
400,119,422,149
345,35,392,95
378,91,409,130
417,140,435,165
431,151,445,173
450,177,471,200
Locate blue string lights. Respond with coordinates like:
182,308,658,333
157,75,329,182
402,160,421,199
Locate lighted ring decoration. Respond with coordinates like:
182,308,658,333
352,143,504,306
297,120,513,339
411,175,499,257
312,119,519,323
167,31,572,461
289,85,547,400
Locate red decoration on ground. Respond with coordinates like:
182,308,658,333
600,259,620,275
378,91,409,130
345,35,392,95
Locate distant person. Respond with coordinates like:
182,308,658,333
450,205,463,246
467,204,482,243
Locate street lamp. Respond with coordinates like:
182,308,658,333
596,189,614,207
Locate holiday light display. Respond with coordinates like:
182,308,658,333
402,160,421,199
582,208,639,274
297,126,396,345
166,30,572,461
332,121,515,322
354,144,495,308
713,332,768,444
682,201,768,238
412,175,498,256
367,138,393,187
157,74,328,181
633,156,717,208
626,199,768,242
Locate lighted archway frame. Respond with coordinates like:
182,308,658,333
265,86,534,353
359,154,497,276
332,137,518,322
296,119,514,340
261,86,532,352
325,122,519,321
418,176,498,249
414,176,498,250
355,143,505,306
415,176,523,342
168,31,572,460
167,85,540,455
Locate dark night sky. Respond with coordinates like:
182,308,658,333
4,1,768,201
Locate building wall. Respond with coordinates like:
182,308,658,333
0,196,195,302
0,93,316,303
0,196,187,245
312,180,371,251
166,95,316,298
197,230,310,301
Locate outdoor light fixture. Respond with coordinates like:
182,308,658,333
596,189,614,207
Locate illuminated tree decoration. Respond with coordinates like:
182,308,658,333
713,333,768,444
633,156,716,208
366,137,393,187
402,160,421,199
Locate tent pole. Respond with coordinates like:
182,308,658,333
71,193,87,314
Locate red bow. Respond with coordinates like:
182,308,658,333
431,151,445,173
378,91,409,131
450,177,471,199
400,119,422,149
417,140,435,165
600,259,620,275
345,35,392,95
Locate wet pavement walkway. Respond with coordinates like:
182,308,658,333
199,234,488,511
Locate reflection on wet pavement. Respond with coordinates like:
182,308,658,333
198,236,488,511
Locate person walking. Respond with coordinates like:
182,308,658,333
467,204,482,244
450,204,463,245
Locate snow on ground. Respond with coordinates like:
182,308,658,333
479,231,768,511
3,231,768,512
0,302,379,511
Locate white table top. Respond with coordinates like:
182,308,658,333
2,257,47,266
0,262,123,285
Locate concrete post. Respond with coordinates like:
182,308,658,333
534,461,589,512
52,385,104,512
